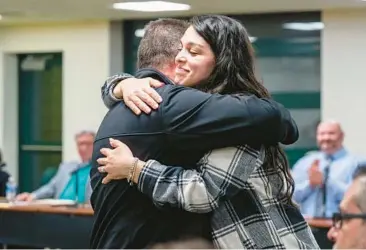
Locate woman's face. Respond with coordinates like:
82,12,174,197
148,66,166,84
174,26,215,87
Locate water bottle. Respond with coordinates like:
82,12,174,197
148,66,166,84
6,177,17,203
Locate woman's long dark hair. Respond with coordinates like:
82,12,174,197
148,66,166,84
191,15,295,206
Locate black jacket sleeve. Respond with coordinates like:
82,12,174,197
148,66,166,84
160,85,298,150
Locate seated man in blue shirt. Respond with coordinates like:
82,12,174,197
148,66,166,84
292,120,362,218
15,130,94,203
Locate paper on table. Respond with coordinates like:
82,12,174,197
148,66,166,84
30,199,76,206
0,202,10,208
10,199,76,207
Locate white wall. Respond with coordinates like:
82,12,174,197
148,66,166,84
0,55,18,179
0,21,114,180
322,9,366,156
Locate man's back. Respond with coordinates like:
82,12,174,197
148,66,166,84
91,69,221,248
90,92,211,248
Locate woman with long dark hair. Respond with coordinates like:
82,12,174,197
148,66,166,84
97,15,318,249
178,15,295,207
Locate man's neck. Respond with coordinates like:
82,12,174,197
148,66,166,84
135,68,175,86
158,66,175,83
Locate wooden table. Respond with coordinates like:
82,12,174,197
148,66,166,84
0,204,94,248
306,218,333,249
0,204,335,249
306,218,333,228
0,203,94,215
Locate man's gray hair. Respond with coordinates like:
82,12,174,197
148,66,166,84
74,130,95,140
137,18,189,70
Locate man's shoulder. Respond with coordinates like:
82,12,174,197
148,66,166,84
343,150,364,161
342,152,365,168
155,84,186,96
135,67,208,97
156,85,213,110
58,161,80,172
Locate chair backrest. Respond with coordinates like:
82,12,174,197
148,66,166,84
40,166,58,186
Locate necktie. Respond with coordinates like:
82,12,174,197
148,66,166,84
321,156,333,217
59,163,91,203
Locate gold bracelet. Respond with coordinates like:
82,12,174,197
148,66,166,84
127,158,138,186
131,162,137,185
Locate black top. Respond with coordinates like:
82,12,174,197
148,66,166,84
0,168,9,197
89,68,298,249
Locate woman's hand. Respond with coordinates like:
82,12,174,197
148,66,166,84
116,77,164,115
97,138,135,184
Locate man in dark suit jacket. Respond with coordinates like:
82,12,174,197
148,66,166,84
90,18,298,249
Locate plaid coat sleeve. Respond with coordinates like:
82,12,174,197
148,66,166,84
137,146,264,213
101,73,133,109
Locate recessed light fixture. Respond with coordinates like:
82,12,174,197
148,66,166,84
135,28,257,43
283,22,324,31
113,1,191,12
249,36,257,43
135,29,145,37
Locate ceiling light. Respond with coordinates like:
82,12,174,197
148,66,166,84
135,29,257,42
249,36,257,43
113,1,191,12
134,29,145,37
283,22,324,31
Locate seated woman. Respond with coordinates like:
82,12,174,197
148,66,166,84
0,150,10,197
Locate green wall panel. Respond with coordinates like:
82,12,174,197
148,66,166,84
272,92,320,109
285,148,317,168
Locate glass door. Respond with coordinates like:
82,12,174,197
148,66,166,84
18,53,63,192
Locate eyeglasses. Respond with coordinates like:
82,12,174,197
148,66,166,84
332,212,366,229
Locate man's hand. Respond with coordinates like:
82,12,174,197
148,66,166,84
308,160,323,187
15,192,35,202
113,77,163,115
